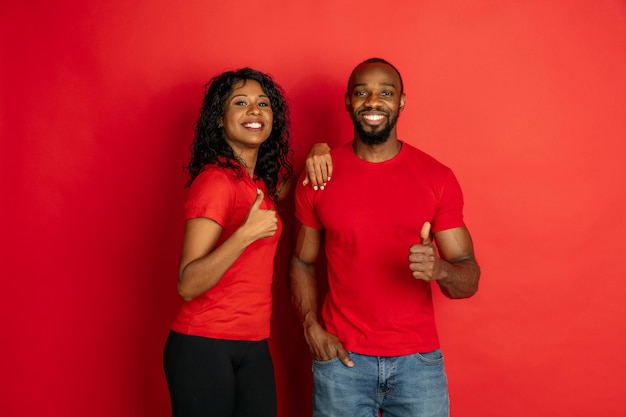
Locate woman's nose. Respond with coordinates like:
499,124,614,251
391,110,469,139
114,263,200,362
247,103,261,115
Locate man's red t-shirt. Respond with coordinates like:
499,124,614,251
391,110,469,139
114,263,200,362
295,141,465,355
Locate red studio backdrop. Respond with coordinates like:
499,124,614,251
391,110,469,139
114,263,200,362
2,1,626,416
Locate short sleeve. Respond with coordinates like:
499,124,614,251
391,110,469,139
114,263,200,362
294,171,324,230
431,168,465,233
184,169,235,227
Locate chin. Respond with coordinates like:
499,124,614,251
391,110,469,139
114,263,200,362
358,126,391,145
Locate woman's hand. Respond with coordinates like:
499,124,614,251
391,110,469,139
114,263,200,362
302,143,333,190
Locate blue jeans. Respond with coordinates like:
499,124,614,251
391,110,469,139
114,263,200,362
312,350,449,417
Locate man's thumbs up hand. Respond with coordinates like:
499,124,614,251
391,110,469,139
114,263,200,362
420,221,432,245
409,222,440,282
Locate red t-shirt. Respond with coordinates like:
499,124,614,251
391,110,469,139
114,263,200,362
295,141,465,355
171,165,281,341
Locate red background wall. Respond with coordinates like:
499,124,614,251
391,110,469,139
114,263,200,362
2,1,626,416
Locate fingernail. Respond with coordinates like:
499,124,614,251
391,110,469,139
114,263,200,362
313,186,318,191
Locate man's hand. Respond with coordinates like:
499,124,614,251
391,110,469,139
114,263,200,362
304,321,354,367
408,222,443,282
302,143,332,190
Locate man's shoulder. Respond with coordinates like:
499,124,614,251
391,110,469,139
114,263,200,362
401,141,452,171
330,140,354,157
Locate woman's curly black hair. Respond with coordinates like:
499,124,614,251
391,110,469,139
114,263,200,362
184,68,293,203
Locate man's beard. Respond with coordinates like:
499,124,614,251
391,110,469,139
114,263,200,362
351,111,400,145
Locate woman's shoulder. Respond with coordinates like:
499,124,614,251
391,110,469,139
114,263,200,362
189,165,240,194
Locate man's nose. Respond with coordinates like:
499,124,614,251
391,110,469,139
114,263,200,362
365,94,382,108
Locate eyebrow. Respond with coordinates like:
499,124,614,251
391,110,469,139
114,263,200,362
230,93,269,99
353,82,397,88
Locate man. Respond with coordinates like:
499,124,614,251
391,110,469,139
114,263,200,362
290,57,480,417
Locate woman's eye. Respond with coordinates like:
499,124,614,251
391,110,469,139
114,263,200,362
234,100,247,106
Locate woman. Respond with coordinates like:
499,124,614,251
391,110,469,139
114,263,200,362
163,68,295,417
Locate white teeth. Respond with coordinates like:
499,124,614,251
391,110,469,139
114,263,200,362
244,122,262,128
364,115,384,121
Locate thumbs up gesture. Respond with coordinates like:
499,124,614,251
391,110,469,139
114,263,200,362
408,222,441,282
242,189,278,241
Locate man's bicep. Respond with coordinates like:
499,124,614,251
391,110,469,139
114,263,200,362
433,226,476,263
292,220,323,264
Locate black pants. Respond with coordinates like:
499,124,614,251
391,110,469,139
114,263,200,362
163,331,276,417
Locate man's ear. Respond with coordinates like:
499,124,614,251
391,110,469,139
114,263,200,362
344,94,350,111
399,93,406,111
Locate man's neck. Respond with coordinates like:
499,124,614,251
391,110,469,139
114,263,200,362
352,137,402,162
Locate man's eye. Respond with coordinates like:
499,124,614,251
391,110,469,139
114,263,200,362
382,91,393,96
355,91,367,96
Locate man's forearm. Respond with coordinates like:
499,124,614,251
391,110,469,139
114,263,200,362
289,256,321,326
437,257,480,299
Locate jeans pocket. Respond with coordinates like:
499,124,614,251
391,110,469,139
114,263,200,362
414,348,445,365
313,356,342,366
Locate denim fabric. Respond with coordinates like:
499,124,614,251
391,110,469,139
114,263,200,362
312,350,449,417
